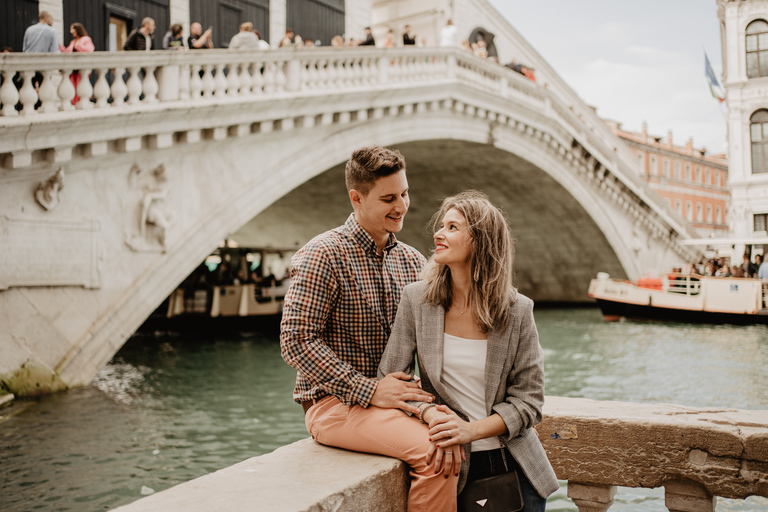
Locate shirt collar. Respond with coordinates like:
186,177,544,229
345,213,399,255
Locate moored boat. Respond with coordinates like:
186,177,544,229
588,272,768,324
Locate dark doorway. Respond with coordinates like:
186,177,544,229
286,0,344,47
190,0,269,48
1,0,39,53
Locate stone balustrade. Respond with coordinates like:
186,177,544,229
0,46,689,241
109,397,768,512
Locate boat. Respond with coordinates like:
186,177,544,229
139,245,299,332
587,272,768,325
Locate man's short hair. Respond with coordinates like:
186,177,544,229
240,22,253,31
142,17,154,27
345,146,406,196
39,11,52,22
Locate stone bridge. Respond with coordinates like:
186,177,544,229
0,46,701,396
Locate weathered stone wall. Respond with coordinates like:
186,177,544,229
538,396,768,501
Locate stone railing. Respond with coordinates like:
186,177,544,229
0,46,700,250
109,397,768,512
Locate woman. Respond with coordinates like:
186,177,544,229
379,190,558,511
59,23,94,105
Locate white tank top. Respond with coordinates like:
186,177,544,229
442,332,500,452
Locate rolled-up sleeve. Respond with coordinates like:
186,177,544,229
491,301,545,442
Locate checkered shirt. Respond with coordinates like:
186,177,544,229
280,213,426,407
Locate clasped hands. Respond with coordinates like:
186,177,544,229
370,373,466,477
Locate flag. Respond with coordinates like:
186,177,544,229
705,52,725,103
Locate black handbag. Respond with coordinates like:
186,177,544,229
458,444,524,512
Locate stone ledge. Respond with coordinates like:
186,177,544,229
538,396,768,500
110,438,408,512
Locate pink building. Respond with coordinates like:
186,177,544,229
606,121,729,238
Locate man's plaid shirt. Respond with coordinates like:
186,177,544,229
280,213,426,407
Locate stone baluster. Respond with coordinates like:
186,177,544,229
18,70,39,115
377,56,389,86
190,65,203,99
93,69,110,108
225,63,240,96
179,64,191,101
567,483,616,512
340,58,351,87
274,60,287,92
110,68,128,107
125,67,142,105
142,66,159,103
238,63,252,95
57,69,76,111
316,59,328,89
262,62,275,93
214,64,227,98
251,63,264,94
0,70,20,116
300,60,312,90
75,69,94,109
201,65,215,98
324,59,337,89
38,71,59,113
364,58,376,85
664,480,716,512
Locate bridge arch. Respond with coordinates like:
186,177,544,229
1,47,700,395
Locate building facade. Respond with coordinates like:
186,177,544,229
606,121,730,238
719,0,768,257
2,0,357,52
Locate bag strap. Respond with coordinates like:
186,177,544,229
498,439,509,472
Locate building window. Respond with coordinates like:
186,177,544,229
675,161,681,179
650,155,657,175
706,204,712,222
686,201,693,221
686,163,691,181
751,109,768,173
696,165,702,182
705,168,711,184
746,19,768,79
638,152,645,174
755,213,768,232
675,199,682,214
663,158,670,178
716,206,722,223
696,203,703,221
716,170,720,186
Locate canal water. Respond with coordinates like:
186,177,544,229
2,308,768,512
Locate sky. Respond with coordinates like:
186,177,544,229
487,0,727,154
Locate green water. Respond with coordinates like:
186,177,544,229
1,308,767,511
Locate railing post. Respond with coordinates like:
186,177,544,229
378,56,390,85
156,64,180,102
663,480,716,512
447,53,457,80
39,71,59,113
567,483,617,512
19,70,39,115
284,58,301,92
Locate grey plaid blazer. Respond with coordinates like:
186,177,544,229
378,280,559,498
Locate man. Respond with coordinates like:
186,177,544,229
281,146,461,511
23,11,58,53
358,26,375,46
123,17,155,51
188,22,213,49
228,22,260,50
440,19,459,47
742,253,758,278
252,29,270,50
402,25,416,46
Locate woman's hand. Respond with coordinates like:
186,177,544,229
429,442,464,477
427,405,475,448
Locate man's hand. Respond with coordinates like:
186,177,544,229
370,372,433,413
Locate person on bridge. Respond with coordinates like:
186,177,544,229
228,22,261,50
23,11,59,53
281,146,461,511
378,191,558,511
188,22,213,49
124,17,155,51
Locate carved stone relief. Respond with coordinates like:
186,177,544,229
125,164,174,253
35,168,64,211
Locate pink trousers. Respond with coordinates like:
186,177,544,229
305,396,459,511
